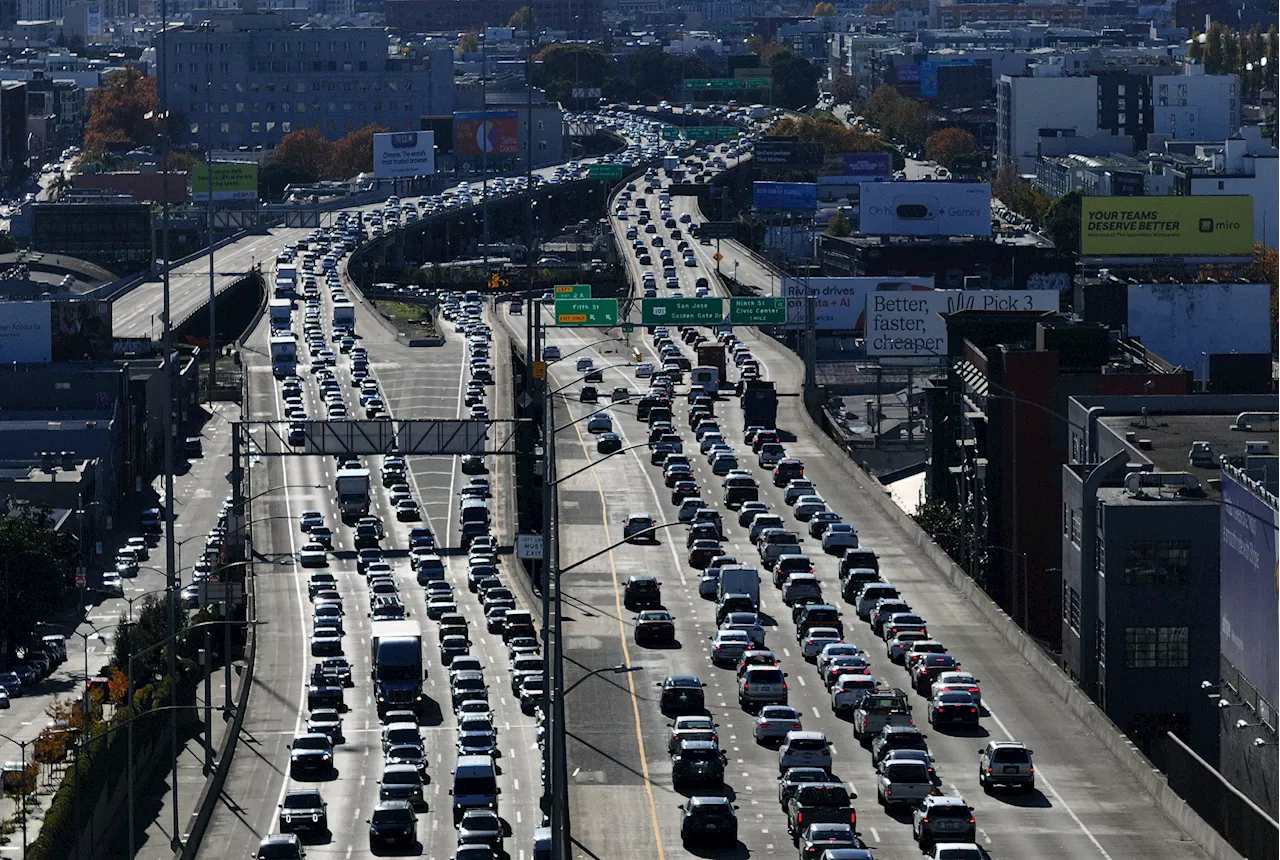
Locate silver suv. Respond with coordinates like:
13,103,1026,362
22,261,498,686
978,740,1035,792
737,666,787,711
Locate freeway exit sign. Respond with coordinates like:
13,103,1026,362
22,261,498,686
730,296,787,325
588,164,623,180
554,284,591,299
555,298,619,327
660,125,681,140
641,297,724,326
683,78,742,90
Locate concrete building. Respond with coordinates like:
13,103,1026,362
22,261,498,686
1060,395,1277,768
997,71,1099,173
1170,128,1279,246
923,312,1191,644
158,12,455,151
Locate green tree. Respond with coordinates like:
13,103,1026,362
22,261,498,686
0,508,76,665
830,74,858,107
992,164,1050,226
768,49,820,110
508,6,536,30
1042,190,1082,253
826,210,853,236
458,32,479,53
533,43,620,104
0,231,16,253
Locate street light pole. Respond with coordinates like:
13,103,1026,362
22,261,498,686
0,732,30,858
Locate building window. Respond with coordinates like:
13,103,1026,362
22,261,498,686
1124,541,1191,584
219,122,229,134
1096,619,1106,666
1124,627,1188,668
281,121,291,133
1063,504,1070,536
190,122,199,134
1069,508,1081,545
251,122,260,133
1067,586,1080,633
236,102,245,113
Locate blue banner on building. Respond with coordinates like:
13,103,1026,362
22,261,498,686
752,181,817,210
841,152,892,178
1219,468,1279,706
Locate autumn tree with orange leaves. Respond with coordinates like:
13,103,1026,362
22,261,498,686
83,65,164,155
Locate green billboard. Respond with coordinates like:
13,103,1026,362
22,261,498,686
191,161,259,203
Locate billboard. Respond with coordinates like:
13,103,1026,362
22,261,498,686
1220,468,1279,707
919,59,976,98
1125,283,1270,381
1081,196,1254,255
780,277,934,331
0,301,51,363
817,176,863,201
454,111,519,157
753,139,825,168
190,162,259,203
373,131,436,178
51,300,113,361
865,289,1059,357
859,181,992,236
753,181,817,210
842,152,892,178
86,3,102,36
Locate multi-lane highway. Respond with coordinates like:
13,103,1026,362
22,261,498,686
494,157,1212,860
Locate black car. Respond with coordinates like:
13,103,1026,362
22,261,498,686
870,725,930,767
307,684,345,712
367,800,417,851
657,675,706,715
671,739,726,786
623,575,662,610
580,386,598,403
597,432,623,455
288,733,334,779
456,808,503,852
278,789,328,834
679,796,739,846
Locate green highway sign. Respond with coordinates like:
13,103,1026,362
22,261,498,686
621,323,635,333
683,78,741,90
660,125,681,140
554,284,591,299
739,78,772,88
555,298,618,327
683,127,721,140
730,296,787,325
641,297,724,326
588,164,624,179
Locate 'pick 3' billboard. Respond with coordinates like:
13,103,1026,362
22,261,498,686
1081,196,1253,255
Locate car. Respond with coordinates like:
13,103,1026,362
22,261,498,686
911,653,963,693
253,833,305,859
753,705,803,743
737,501,769,527
793,495,828,521
977,740,1035,792
928,690,980,727
299,543,327,567
784,782,857,842
800,628,843,660
925,844,991,860
576,357,594,372
679,796,738,847
932,671,983,708
299,511,324,532
876,757,936,809
657,675,706,715
778,731,833,775
671,738,727,786
456,808,503,851
367,800,417,851
830,673,879,717
278,788,328,834
378,763,425,808
796,822,866,860
586,413,613,434
542,345,561,361
622,514,656,543
807,511,842,538
709,629,752,665
518,673,546,714
887,632,932,663
635,610,676,645
288,733,334,778
720,612,765,647
667,715,718,754
870,725,931,767
913,796,976,849
623,574,662,609
395,499,421,521
596,432,623,454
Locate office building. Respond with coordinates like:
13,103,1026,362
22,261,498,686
158,12,454,151
384,0,601,36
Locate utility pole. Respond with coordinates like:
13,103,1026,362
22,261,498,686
205,22,216,403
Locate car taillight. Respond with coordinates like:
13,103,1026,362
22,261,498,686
986,766,993,773
884,788,892,797
969,816,976,823
742,683,748,690
782,682,788,690
970,707,977,713
796,812,803,823
851,811,857,825
790,722,802,729
1028,766,1034,773
921,817,929,824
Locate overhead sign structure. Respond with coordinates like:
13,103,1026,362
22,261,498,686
753,140,825,168
753,181,818,211
684,78,769,90
571,87,602,98
191,162,259,202
859,181,992,237
555,298,619,327
289,419,489,455
729,297,787,325
641,297,724,325
660,125,681,140
865,290,1060,357
373,131,437,178
587,164,624,180
454,111,520,157
699,222,737,240
554,284,591,299
1080,196,1254,256
781,277,934,331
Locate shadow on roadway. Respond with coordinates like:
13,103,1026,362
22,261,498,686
567,730,679,794
682,839,751,859
986,787,1052,808
927,722,991,740
417,696,444,727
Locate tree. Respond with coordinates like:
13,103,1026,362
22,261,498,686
830,74,857,107
893,99,931,148
768,114,883,153
259,159,315,202
0,508,76,665
992,164,1050,227
826,210,853,236
1042,190,1082,253
862,85,902,130
458,32,479,54
0,232,16,254
924,127,977,168
83,64,159,155
508,6,536,31
533,43,620,104
166,150,198,174
266,127,330,181
768,49,820,110
813,1,836,14
329,123,385,179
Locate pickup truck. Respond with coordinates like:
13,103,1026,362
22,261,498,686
785,782,857,842
852,687,913,744
876,759,935,809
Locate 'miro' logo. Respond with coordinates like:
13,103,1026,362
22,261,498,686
1199,218,1214,233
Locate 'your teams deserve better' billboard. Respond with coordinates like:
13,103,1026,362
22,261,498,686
859,181,991,236
1081,196,1253,255
373,131,436,178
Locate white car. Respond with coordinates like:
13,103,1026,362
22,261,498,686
299,543,328,567
931,671,982,708
635,363,654,378
821,523,859,553
754,705,803,743
800,628,842,660
831,673,878,716
101,572,125,595
792,495,827,521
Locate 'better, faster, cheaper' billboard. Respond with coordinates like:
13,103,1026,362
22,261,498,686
859,181,991,236
780,277,934,331
1220,468,1279,706
1080,196,1254,255
373,131,436,178
865,290,1059,357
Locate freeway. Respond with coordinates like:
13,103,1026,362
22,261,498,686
496,159,1212,860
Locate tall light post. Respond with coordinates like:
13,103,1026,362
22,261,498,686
0,731,32,858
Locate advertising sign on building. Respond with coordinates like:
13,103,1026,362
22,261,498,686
373,131,436,178
841,152,892,178
859,181,992,236
1125,283,1270,380
919,59,976,98
816,176,863,201
190,162,259,202
1080,196,1254,255
86,3,102,36
753,139,825,168
1220,468,1279,707
780,277,934,331
753,181,817,210
454,111,520,157
0,301,52,363
865,289,1059,357
51,300,113,361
